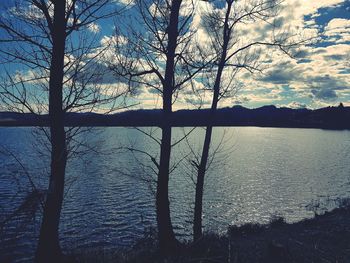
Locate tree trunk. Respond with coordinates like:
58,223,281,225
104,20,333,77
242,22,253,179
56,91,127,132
156,124,177,253
155,0,182,254
35,1,67,262
193,1,233,241
193,125,213,241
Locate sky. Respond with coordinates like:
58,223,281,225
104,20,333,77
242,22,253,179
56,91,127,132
237,0,350,109
0,0,350,111
189,0,350,110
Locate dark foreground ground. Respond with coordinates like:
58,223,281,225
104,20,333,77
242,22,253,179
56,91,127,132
67,206,350,263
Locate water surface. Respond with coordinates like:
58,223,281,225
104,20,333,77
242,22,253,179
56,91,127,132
1,127,350,262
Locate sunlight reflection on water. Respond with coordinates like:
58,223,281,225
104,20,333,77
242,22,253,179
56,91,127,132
1,127,350,261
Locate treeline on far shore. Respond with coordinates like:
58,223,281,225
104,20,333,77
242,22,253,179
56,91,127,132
1,104,349,129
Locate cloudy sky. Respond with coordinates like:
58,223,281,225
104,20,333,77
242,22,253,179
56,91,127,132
235,0,350,109
123,0,350,110
1,0,350,111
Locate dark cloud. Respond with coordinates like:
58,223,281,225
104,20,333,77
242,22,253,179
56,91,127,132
313,49,327,55
339,68,350,74
296,58,312,64
294,49,310,59
184,97,210,106
260,62,303,84
308,74,349,101
233,96,250,105
260,69,294,84
311,88,337,100
258,59,349,103
323,54,347,61
309,75,348,90
74,62,118,85
257,16,286,39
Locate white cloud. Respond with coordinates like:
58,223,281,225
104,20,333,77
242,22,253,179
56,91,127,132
324,18,350,43
115,0,135,6
283,101,308,109
87,23,101,33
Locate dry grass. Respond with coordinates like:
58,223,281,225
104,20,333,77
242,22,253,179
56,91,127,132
66,206,350,263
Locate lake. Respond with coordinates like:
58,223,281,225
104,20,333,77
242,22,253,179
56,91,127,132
1,127,350,262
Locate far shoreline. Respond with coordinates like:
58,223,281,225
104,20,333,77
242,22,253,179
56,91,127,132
1,105,350,129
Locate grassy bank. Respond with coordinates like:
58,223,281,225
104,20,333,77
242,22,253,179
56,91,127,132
67,206,350,263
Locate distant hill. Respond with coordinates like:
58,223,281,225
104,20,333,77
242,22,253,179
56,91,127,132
0,105,349,129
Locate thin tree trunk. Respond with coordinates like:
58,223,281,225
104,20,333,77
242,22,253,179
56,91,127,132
193,1,233,241
193,125,213,241
192,76,222,241
35,1,67,262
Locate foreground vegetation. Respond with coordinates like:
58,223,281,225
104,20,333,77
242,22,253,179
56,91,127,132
67,205,350,263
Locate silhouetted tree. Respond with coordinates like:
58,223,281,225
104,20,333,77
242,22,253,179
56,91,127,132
110,0,207,253
192,0,308,241
0,1,124,261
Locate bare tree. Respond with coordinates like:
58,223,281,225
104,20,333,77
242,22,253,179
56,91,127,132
0,1,126,261
192,0,308,241
110,0,208,253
